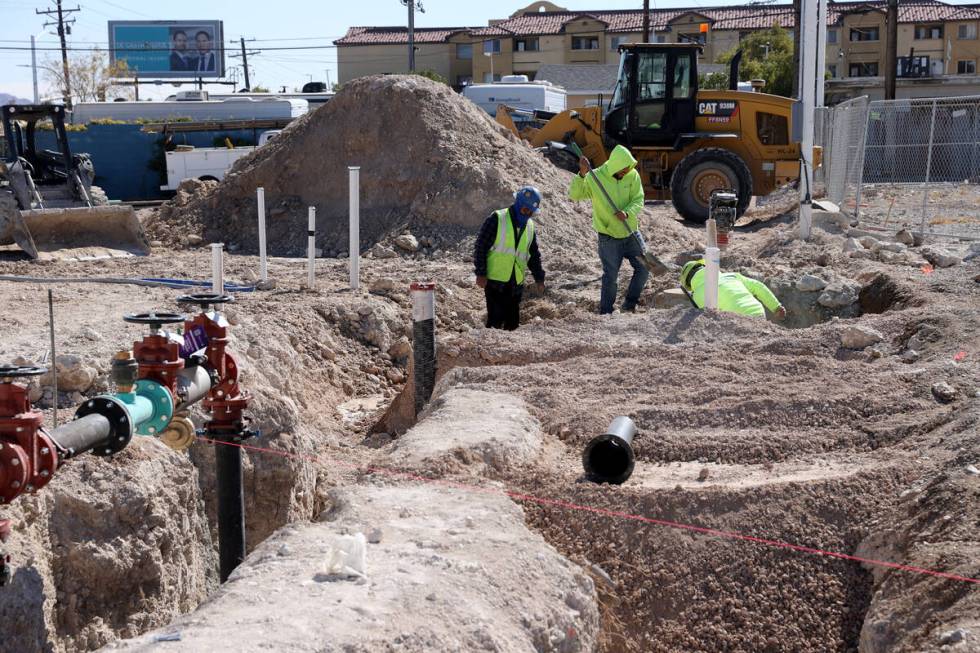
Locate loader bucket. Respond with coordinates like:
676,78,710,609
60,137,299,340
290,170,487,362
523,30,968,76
12,206,150,261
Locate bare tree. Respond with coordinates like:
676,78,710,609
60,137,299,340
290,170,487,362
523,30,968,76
41,49,134,103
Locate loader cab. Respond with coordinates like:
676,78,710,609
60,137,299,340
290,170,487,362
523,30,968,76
605,44,700,148
1,104,74,185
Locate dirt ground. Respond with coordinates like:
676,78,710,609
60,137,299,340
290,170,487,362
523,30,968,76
0,194,977,652
1,75,978,652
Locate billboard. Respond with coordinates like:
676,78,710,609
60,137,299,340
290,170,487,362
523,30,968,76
108,20,225,78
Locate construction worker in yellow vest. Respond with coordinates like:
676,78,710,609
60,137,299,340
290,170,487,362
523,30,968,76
474,186,546,330
680,259,787,320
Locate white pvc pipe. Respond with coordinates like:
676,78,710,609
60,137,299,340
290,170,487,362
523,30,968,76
211,243,224,294
256,187,267,282
307,207,316,289
349,166,360,291
704,246,720,311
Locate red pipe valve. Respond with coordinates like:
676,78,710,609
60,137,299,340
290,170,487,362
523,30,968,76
0,366,59,506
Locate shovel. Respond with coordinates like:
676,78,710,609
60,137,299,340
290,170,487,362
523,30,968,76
559,141,671,276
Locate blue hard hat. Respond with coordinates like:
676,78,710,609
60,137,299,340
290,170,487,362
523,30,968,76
513,186,542,215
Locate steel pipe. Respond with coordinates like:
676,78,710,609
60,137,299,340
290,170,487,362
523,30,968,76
582,416,637,484
175,364,213,412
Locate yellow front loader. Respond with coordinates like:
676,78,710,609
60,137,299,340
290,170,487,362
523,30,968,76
497,44,819,223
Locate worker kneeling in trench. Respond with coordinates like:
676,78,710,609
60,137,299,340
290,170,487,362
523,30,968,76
680,259,787,321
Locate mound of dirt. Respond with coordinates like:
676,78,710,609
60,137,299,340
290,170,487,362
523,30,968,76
149,75,695,261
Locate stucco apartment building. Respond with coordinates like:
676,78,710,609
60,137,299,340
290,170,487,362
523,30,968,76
335,0,980,103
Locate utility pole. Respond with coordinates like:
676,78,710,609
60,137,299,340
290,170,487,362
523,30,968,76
816,0,827,106
37,0,80,109
798,0,818,240
229,37,259,91
30,35,39,103
792,0,801,98
643,0,651,43
402,0,424,72
885,0,898,99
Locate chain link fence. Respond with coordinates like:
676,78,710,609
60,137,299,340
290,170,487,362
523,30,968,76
821,95,980,240
816,97,869,217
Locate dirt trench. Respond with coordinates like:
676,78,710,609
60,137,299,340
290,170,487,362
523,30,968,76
1,195,978,651
368,222,979,652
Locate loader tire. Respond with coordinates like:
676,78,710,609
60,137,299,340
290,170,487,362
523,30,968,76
670,148,752,223
87,185,109,206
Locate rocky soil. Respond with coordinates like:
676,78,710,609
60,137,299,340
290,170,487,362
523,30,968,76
0,72,978,653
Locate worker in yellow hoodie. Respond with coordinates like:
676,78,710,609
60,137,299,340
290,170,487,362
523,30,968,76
680,259,787,320
569,145,648,314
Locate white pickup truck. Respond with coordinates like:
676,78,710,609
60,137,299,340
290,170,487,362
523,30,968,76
161,130,280,191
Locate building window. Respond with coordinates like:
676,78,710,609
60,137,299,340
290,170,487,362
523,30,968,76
959,23,978,39
678,32,706,45
610,35,628,51
656,34,667,43
571,35,600,50
456,43,472,60
958,59,976,74
483,39,501,54
914,24,943,40
827,29,838,44
849,62,879,76
483,73,502,83
515,37,539,52
828,64,838,78
850,27,880,42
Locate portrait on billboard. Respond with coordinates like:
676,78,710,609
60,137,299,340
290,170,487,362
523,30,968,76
109,20,224,78
169,29,194,72
192,29,217,73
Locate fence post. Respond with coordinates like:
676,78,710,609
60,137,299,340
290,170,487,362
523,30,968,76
920,99,938,236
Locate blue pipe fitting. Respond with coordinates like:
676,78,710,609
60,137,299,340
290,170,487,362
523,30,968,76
130,379,175,436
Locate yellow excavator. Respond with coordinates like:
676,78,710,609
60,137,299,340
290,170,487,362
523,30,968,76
0,104,148,260
497,43,818,223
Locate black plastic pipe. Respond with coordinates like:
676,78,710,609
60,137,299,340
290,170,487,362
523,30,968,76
48,412,115,459
582,416,637,484
215,436,245,582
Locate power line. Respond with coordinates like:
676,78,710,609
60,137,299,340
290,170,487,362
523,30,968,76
0,44,341,52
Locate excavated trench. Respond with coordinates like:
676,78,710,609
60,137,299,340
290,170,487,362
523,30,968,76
368,273,961,653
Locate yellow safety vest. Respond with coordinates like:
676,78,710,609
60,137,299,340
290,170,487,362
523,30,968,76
487,209,535,284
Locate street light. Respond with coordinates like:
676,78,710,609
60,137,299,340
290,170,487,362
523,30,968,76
484,51,495,82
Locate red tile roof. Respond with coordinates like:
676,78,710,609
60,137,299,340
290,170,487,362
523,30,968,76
337,2,980,45
335,26,470,45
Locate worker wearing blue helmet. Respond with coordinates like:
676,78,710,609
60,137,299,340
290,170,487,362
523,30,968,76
473,186,546,330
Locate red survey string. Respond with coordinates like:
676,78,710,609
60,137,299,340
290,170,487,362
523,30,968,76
197,437,980,585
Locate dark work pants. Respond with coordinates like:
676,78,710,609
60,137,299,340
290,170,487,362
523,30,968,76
485,284,523,330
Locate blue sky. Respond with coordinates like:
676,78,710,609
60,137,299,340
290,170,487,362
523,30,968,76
1,0,976,100
0,0,731,99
